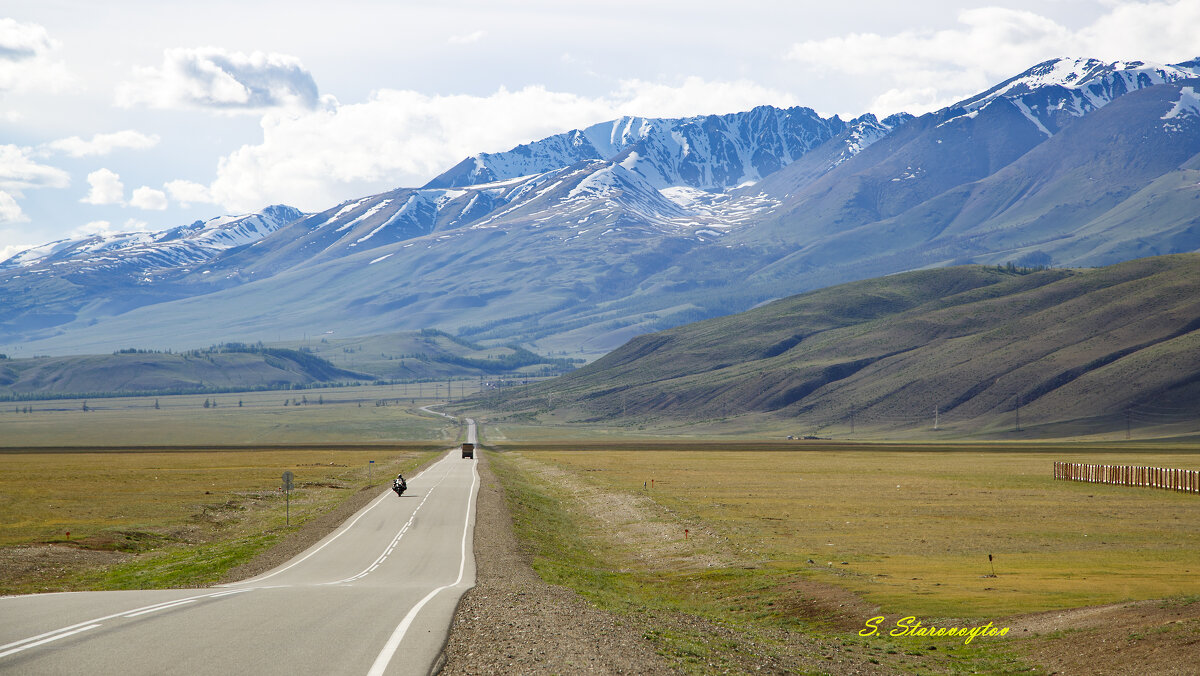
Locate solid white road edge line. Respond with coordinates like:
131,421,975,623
230,452,450,585
366,457,478,676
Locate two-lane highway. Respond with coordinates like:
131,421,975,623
0,445,478,675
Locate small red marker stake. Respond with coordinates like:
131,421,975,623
65,531,70,540
684,529,689,539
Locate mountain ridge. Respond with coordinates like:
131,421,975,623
3,56,1199,359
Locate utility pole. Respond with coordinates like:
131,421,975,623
850,405,855,434
1126,409,1131,440
1015,394,1022,433
934,406,939,431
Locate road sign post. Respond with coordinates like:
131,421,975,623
282,471,294,526
369,460,374,482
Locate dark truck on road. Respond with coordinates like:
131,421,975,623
461,442,474,459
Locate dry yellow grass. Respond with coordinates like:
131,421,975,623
517,444,1200,618
0,447,440,548
0,384,460,447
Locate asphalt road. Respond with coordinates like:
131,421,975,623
0,443,479,676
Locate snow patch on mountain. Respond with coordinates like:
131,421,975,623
1163,86,1200,120
946,57,1200,135
336,199,392,232
426,106,850,193
834,113,915,165
1,205,304,273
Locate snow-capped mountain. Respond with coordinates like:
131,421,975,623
4,57,1200,357
425,106,849,191
1,205,304,273
948,57,1200,135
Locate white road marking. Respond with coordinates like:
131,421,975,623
229,455,445,585
325,455,457,585
367,457,478,676
0,624,100,659
122,598,198,618
1,444,477,670
0,589,250,659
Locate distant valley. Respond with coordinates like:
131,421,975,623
0,330,574,399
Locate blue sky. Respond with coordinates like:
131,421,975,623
1,0,1197,260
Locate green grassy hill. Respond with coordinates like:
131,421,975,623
0,330,577,400
481,255,1200,438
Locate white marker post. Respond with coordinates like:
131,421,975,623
282,471,294,526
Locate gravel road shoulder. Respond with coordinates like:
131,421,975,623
436,452,677,674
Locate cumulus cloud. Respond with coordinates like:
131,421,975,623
69,218,152,239
70,220,114,238
206,85,616,211
48,130,161,157
164,179,216,208
0,242,33,263
81,168,125,206
0,18,71,93
612,77,801,118
448,30,485,45
0,190,26,223
130,186,168,210
116,47,323,112
786,0,1200,115
191,78,806,212
0,144,71,195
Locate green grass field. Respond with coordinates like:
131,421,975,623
0,384,467,594
0,445,444,594
0,384,466,446
498,443,1200,619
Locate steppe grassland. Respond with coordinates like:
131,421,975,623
0,383,465,446
0,391,460,593
0,446,442,547
0,445,445,594
509,444,1200,618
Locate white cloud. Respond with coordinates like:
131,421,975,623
207,85,616,211
164,179,216,208
0,18,71,93
0,145,71,194
130,186,168,210
116,47,323,113
0,190,26,223
70,220,114,238
48,130,161,157
0,242,33,263
193,78,805,212
81,168,125,206
612,77,801,118
786,0,1200,115
69,218,151,239
448,30,485,45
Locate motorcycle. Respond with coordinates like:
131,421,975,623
392,477,407,497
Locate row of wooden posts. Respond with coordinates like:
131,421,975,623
1053,462,1200,494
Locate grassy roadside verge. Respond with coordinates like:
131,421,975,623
0,446,442,595
487,450,1038,674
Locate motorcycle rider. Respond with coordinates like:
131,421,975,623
392,473,407,495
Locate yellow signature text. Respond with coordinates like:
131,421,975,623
860,616,1011,645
